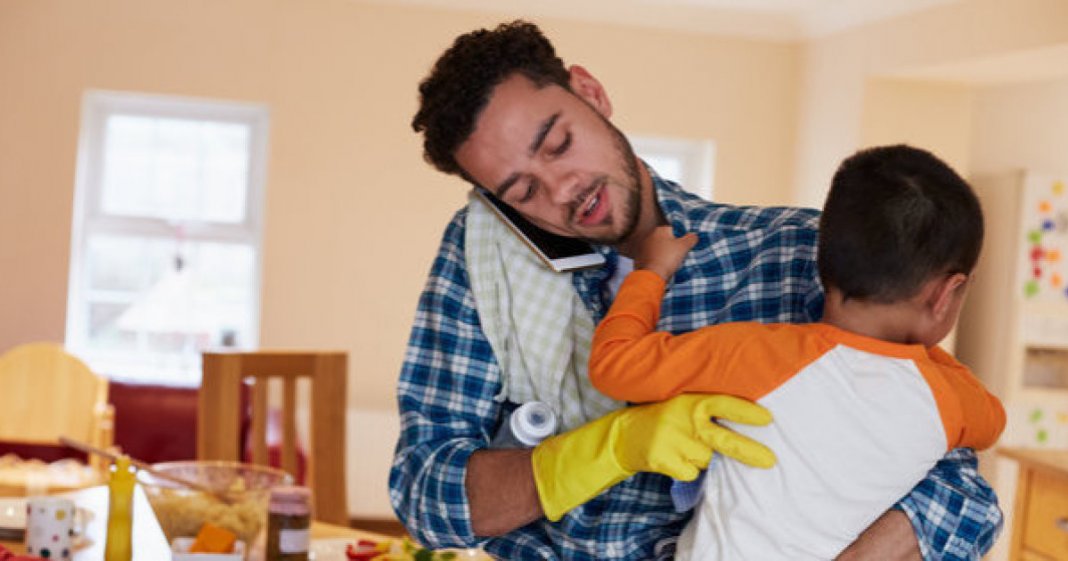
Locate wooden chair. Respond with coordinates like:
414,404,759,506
197,350,348,525
0,343,115,474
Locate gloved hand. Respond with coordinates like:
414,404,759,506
531,393,775,521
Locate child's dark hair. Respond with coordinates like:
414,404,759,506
818,144,983,303
412,20,570,177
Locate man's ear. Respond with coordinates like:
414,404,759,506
929,273,969,321
568,65,612,118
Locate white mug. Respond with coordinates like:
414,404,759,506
24,496,75,560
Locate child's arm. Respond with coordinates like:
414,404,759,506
927,346,1006,450
592,226,760,402
593,227,807,404
590,270,734,402
592,227,715,402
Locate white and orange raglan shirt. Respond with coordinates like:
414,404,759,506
589,271,1006,561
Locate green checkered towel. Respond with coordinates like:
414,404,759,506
465,191,623,432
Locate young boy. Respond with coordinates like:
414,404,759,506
588,145,1005,560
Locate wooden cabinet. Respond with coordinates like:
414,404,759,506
999,448,1068,561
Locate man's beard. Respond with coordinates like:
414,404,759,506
577,119,643,246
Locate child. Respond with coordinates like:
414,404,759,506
588,145,1005,560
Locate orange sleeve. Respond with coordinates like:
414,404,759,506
918,346,1006,451
589,270,825,403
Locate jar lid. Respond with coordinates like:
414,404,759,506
269,486,311,513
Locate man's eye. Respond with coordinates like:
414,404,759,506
550,132,572,156
518,181,537,203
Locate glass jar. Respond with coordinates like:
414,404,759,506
265,486,311,561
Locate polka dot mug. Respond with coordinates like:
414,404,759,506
24,497,74,560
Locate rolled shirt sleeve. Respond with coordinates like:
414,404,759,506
389,211,501,549
896,448,1003,561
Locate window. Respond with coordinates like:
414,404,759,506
632,136,716,200
66,91,269,386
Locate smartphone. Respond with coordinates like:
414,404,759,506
472,187,606,272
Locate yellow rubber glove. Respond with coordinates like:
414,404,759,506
531,393,776,521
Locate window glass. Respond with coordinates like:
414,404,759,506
640,154,685,186
68,91,267,386
631,136,716,201
101,115,250,223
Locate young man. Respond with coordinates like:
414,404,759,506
588,145,1005,560
391,20,1002,560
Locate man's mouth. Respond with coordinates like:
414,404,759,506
577,179,608,226
581,191,600,218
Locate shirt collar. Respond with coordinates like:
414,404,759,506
647,164,696,236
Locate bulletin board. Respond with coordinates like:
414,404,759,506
1021,176,1068,303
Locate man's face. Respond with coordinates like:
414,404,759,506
455,73,643,245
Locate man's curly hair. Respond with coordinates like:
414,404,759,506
412,21,570,177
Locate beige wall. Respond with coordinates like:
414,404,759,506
793,0,1068,208
0,0,800,516
861,79,974,173
970,75,1068,178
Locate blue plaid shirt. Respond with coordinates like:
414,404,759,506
390,175,1002,560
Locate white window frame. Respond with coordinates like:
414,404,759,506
66,90,269,385
631,135,716,200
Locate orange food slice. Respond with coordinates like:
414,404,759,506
189,522,237,554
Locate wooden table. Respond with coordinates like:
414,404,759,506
998,447,1068,561
0,485,392,560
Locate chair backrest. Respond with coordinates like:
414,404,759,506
198,350,348,525
0,343,114,452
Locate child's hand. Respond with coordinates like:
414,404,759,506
634,226,698,280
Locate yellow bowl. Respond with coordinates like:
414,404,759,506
138,461,293,545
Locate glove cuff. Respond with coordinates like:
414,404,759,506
530,413,633,521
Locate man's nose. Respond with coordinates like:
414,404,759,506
544,169,584,206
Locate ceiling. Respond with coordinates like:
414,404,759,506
377,0,1068,84
374,0,965,41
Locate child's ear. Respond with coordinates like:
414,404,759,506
929,273,969,321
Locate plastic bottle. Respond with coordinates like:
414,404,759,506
265,486,311,561
491,401,558,448
104,455,134,561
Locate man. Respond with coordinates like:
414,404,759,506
391,20,1002,561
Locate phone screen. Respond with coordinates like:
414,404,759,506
475,188,600,260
